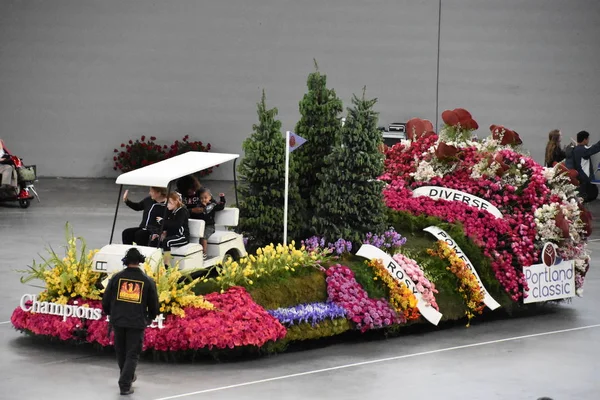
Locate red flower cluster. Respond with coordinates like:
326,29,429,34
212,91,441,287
113,134,214,175
442,108,478,130
165,135,214,177
326,264,404,332
11,288,286,352
113,135,165,172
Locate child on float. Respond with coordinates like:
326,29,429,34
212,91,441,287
196,188,226,259
149,192,190,264
176,174,207,219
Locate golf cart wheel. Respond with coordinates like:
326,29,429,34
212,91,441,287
19,199,30,209
224,251,240,263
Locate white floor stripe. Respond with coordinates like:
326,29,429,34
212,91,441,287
154,323,600,400
0,321,11,325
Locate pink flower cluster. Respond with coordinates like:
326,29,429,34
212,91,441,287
326,264,403,332
380,129,592,301
11,288,287,352
142,287,286,351
392,253,439,310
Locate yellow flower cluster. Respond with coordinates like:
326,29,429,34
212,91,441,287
19,228,102,305
367,259,420,321
143,261,213,317
427,241,485,325
214,241,324,290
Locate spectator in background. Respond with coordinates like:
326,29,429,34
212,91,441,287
0,139,17,190
544,129,566,167
565,130,600,201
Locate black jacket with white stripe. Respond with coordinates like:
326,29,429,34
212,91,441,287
163,207,190,239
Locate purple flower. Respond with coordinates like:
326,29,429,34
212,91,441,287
362,228,407,254
268,302,347,326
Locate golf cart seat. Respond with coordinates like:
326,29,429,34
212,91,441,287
207,208,240,244
171,219,205,263
188,219,206,244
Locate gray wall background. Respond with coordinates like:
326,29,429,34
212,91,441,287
1,0,599,180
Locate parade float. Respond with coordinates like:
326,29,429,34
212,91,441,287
11,67,592,359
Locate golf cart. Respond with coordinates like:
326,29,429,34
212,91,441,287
91,152,247,276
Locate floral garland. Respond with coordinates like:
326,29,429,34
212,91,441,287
325,264,403,332
427,241,485,325
268,302,347,326
392,253,439,310
12,287,287,352
366,259,420,321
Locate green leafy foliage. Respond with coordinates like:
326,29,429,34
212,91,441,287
237,91,303,250
312,89,386,243
341,256,389,300
292,62,344,237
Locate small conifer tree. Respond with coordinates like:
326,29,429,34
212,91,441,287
311,89,386,243
238,91,302,250
293,62,344,236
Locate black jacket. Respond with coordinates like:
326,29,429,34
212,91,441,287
183,191,216,220
125,197,166,233
197,196,226,226
102,266,159,329
545,147,566,167
163,207,190,238
566,141,600,184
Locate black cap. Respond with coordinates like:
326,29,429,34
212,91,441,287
122,248,145,266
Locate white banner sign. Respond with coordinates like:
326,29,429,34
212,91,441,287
523,244,575,303
356,244,443,325
413,186,503,218
423,226,501,310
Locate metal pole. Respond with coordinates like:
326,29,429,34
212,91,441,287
283,131,290,245
435,0,442,131
233,158,239,207
109,185,123,244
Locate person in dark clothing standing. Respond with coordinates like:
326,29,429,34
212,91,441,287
565,130,600,201
102,248,159,396
149,192,190,251
544,129,566,167
197,189,226,259
121,187,168,246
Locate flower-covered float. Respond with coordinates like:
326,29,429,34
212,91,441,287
11,67,592,359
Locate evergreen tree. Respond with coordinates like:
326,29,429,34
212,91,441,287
293,62,344,235
311,89,386,243
238,91,302,250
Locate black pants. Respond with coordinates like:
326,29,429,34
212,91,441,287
113,326,145,391
149,234,188,251
122,227,152,246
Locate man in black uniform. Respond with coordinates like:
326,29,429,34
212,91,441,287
102,248,159,395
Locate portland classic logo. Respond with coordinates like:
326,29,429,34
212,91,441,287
542,243,558,267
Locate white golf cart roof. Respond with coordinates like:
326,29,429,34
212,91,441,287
116,152,239,187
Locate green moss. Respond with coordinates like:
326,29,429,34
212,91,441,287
247,269,328,310
284,318,352,342
340,256,389,299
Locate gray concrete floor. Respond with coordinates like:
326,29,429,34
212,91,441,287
1,178,599,400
